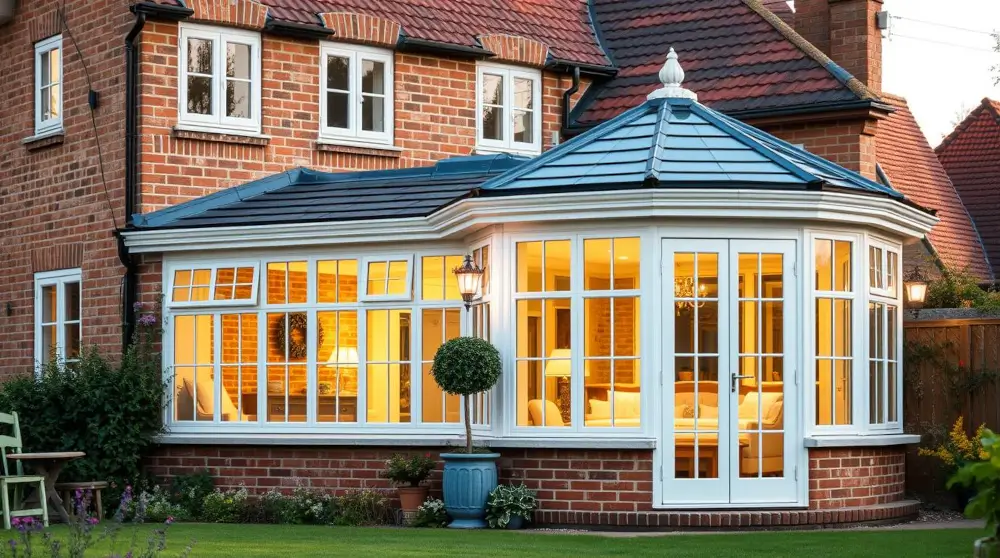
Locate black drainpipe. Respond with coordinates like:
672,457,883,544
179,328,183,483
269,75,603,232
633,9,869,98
560,66,581,140
119,11,146,349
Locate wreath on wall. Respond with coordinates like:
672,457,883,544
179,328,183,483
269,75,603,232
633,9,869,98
272,312,323,360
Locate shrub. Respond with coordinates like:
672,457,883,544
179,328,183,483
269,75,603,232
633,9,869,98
431,337,502,453
925,268,1000,311
412,498,449,528
201,487,250,523
281,486,336,525
382,453,436,487
485,484,537,528
169,469,216,519
331,489,392,526
949,428,1000,540
0,312,164,497
250,489,291,524
129,486,188,523
919,417,990,469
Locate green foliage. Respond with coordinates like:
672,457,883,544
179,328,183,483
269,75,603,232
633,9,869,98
411,498,449,528
201,487,250,523
134,486,189,523
431,337,502,396
277,487,336,525
0,336,164,495
924,268,1000,311
381,453,436,487
948,428,1000,539
331,489,392,526
170,470,216,519
485,484,537,529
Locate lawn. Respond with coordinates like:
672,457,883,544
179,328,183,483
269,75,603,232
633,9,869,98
57,524,984,557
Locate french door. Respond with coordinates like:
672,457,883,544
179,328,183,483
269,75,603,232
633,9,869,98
660,239,799,506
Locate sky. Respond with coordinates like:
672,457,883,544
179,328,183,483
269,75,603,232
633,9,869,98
881,0,1000,145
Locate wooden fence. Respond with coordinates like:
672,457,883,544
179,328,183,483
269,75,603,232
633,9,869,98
904,314,1000,503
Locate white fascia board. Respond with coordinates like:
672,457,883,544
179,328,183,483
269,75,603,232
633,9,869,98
123,190,938,253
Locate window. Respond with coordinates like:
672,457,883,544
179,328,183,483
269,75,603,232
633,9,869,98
514,236,642,429
470,243,492,426
814,238,854,427
476,63,541,155
168,264,259,307
178,24,261,134
34,35,62,135
361,257,413,301
868,243,901,427
34,269,81,368
319,43,394,146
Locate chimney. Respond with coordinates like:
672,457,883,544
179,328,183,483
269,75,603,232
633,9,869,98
793,0,884,94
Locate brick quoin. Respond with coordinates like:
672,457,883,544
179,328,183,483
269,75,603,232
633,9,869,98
318,12,401,48
477,34,550,68
187,0,268,30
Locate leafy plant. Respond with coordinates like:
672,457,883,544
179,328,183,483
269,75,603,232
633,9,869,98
0,306,164,497
382,453,436,487
920,417,990,469
412,498,449,528
130,486,189,523
169,470,216,519
331,489,392,526
280,486,336,525
924,267,1000,311
431,337,502,453
948,428,1000,540
201,487,249,523
485,484,537,529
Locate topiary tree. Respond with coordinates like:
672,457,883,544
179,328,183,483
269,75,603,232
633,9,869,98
431,337,502,453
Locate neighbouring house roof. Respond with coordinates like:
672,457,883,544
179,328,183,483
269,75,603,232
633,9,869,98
131,154,527,230
149,0,612,67
936,98,1000,280
573,0,874,125
876,94,993,281
761,0,794,24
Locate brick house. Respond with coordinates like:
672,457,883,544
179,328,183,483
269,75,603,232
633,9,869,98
0,0,986,527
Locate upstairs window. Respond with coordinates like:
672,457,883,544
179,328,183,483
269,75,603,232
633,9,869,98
34,35,62,135
476,63,541,155
319,43,394,146
178,24,261,134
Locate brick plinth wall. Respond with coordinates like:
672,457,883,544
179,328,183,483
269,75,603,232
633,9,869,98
146,444,914,528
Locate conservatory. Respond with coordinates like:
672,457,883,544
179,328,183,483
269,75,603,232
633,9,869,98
123,52,933,512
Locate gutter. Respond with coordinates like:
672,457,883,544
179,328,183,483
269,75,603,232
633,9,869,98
264,19,333,40
559,66,581,139
397,36,492,58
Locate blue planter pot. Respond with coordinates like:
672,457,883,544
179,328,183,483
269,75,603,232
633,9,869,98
505,515,526,530
440,452,500,529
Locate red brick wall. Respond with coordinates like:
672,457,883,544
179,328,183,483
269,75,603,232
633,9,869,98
0,0,132,379
808,447,906,510
761,118,879,179
793,0,883,94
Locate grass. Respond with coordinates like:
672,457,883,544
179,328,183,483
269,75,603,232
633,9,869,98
40,523,988,557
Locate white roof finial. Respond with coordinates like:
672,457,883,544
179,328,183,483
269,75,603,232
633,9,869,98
647,48,698,101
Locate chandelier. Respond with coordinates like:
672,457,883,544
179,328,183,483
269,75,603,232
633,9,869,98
674,277,707,311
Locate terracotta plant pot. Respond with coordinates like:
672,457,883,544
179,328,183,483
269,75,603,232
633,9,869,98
397,486,429,512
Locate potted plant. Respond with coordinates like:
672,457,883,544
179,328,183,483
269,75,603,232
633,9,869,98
382,453,436,513
485,484,537,530
919,417,989,510
948,427,999,557
431,336,503,529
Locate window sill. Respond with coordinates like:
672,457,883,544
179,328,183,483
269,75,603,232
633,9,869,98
803,434,920,448
172,125,270,146
156,432,657,449
315,138,401,158
22,129,65,151
474,146,540,158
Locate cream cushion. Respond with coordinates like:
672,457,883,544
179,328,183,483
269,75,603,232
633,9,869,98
527,399,564,426
738,392,783,423
175,369,243,421
608,391,641,418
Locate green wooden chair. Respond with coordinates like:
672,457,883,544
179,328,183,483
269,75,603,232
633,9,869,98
0,412,47,529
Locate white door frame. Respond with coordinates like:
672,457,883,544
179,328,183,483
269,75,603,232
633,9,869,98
658,237,803,508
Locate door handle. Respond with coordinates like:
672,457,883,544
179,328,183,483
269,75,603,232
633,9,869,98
731,374,753,393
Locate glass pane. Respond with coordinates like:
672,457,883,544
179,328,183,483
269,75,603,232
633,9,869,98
422,256,444,301
49,85,60,119
362,95,384,133
41,285,57,323
191,269,211,302
698,302,719,354
816,298,833,356
513,110,532,144
614,238,640,289
317,261,337,303
266,365,288,422
674,252,694,300
327,55,349,90
584,238,612,291
361,60,384,94
387,261,408,296
815,239,833,291
64,282,80,321
187,38,213,74
739,301,758,354
835,359,852,423
41,84,51,120
186,76,213,115
444,255,463,301
40,325,56,365
226,42,251,79
41,52,51,87
482,73,503,105
174,269,192,288
869,247,881,289
516,241,542,293
479,245,490,294
697,253,718,298
64,324,80,360
514,77,533,109
761,254,783,298
326,92,349,129
217,267,236,287
339,260,358,303
834,299,852,356
546,240,571,291
545,299,572,359
584,298,611,357
49,49,59,82
887,252,898,297
288,261,307,304
834,240,852,292
816,359,833,425
482,105,503,141
762,301,783,355
614,297,639,357
226,80,251,118
267,263,287,304
172,287,190,303
888,361,898,422
517,360,543,426
739,254,759,298
516,299,542,359
675,305,694,354
367,261,387,295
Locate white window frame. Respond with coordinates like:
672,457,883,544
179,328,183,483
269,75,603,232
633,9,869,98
865,238,903,432
359,255,414,302
166,263,260,309
177,23,261,134
34,268,81,372
476,63,542,155
34,35,63,136
318,43,394,146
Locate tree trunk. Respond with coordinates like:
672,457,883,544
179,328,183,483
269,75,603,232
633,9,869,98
464,393,473,454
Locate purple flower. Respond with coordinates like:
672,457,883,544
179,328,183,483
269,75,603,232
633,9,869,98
133,302,144,312
165,516,175,525
87,517,99,526
137,314,158,327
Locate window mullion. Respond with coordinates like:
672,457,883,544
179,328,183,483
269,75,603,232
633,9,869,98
213,313,222,423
